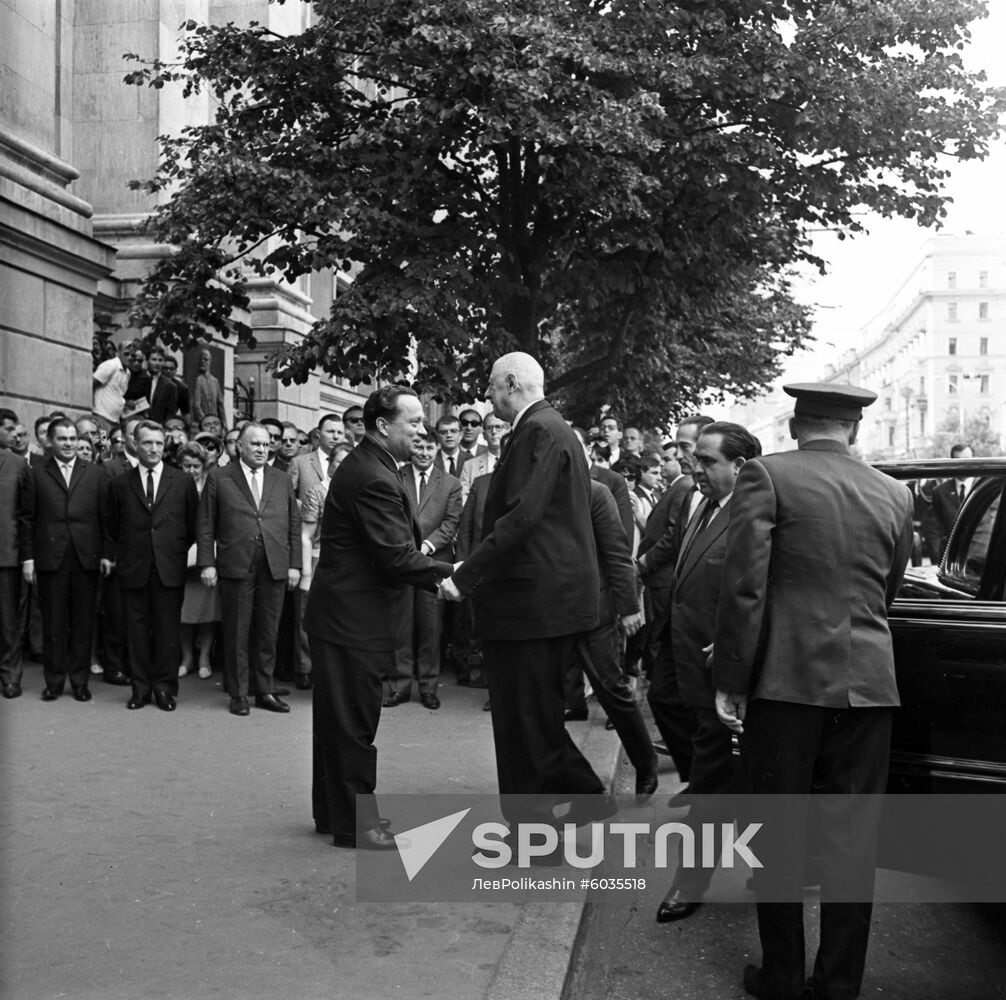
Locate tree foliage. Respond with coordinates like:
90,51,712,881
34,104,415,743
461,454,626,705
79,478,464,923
124,0,1001,422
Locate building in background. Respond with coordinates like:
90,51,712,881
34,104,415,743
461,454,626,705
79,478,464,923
1,0,366,432
733,233,1006,458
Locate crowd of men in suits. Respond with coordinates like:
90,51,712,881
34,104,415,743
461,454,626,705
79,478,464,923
0,342,950,1000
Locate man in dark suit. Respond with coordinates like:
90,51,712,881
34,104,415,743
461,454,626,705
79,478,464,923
104,420,198,711
456,407,489,467
433,413,465,477
197,422,301,716
19,418,108,701
145,346,179,424
930,442,974,559
0,408,30,698
442,352,609,833
654,421,760,924
161,355,190,426
305,387,454,850
713,384,913,1000
385,422,462,709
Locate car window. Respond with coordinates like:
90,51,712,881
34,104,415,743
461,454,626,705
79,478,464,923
894,475,1006,602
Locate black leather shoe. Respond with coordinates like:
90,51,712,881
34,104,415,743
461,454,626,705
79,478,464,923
652,739,671,756
420,693,441,710
255,693,290,713
564,706,589,722
127,693,151,710
382,692,409,707
2,683,22,699
41,685,61,701
103,671,131,686
331,825,398,850
656,889,701,923
295,674,313,690
71,685,92,702
153,690,176,712
667,788,692,808
230,696,250,716
742,964,810,999
635,766,659,803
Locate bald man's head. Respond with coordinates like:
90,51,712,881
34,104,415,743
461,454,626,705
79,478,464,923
484,352,545,422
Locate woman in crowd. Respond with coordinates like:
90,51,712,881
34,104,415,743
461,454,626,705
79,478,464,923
177,442,220,679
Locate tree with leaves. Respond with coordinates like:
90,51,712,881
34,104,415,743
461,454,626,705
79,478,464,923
125,0,1001,423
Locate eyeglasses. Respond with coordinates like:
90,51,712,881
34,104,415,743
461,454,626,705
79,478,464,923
281,437,299,445
459,419,482,427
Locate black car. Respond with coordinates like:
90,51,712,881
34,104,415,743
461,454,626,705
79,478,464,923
876,457,1006,795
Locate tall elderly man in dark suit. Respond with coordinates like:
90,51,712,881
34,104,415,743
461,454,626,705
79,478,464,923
197,422,301,716
441,352,610,831
104,420,198,712
653,421,761,924
385,422,462,710
0,408,30,698
713,384,913,1000
305,386,454,850
20,418,108,701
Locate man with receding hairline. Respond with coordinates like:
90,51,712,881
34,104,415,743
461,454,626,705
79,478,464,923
441,352,612,836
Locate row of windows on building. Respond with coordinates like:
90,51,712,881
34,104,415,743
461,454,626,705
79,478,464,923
946,301,993,322
946,270,990,290
948,334,992,355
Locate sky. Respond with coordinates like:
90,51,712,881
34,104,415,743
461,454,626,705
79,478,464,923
771,1,1006,384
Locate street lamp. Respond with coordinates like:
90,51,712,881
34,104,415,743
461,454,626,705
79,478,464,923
900,386,913,456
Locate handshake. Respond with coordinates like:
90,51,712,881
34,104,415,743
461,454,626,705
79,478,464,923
436,562,465,602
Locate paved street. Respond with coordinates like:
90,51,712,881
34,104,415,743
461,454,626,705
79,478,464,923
0,663,627,1000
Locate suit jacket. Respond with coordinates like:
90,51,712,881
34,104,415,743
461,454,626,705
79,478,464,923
638,474,695,590
20,457,108,572
930,477,969,546
590,465,634,547
453,400,599,639
196,461,301,580
171,376,190,419
455,474,491,562
192,372,226,426
104,465,198,589
711,440,913,709
289,449,329,502
304,436,453,651
0,451,29,568
102,454,135,480
146,375,179,424
401,463,462,561
458,450,499,504
271,455,292,474
434,449,467,479
669,496,731,707
590,480,637,624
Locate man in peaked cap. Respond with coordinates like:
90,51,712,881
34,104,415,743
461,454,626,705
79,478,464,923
711,383,914,1000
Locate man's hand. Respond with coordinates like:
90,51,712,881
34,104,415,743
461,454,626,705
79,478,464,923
287,569,301,591
22,560,35,586
618,611,644,636
452,561,463,573
298,571,312,593
438,577,464,602
201,567,218,588
702,642,714,670
100,558,115,578
715,689,747,734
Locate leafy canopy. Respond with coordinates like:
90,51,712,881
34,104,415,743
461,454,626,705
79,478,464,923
125,0,1001,424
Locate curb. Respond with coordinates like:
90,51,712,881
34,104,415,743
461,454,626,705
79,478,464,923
483,709,626,1000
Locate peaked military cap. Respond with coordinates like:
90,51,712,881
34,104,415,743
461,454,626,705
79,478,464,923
783,382,877,421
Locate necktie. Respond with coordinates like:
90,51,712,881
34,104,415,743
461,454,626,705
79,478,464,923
678,498,719,571
959,483,966,503
419,470,427,501
447,456,456,477
61,463,72,487
250,470,261,509
696,497,719,533
146,469,155,507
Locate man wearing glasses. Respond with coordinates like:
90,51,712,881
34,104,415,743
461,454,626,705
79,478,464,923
341,406,366,447
457,408,488,466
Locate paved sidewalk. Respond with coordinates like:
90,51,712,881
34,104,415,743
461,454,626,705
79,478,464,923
0,666,669,1000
